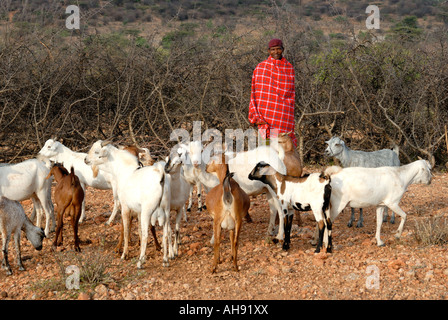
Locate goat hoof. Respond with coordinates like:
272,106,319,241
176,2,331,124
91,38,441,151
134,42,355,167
271,238,279,244
356,222,364,228
282,242,290,251
347,222,353,228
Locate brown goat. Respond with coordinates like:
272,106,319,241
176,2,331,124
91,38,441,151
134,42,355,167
205,154,250,273
46,163,84,252
277,132,302,177
120,145,155,167
276,132,304,228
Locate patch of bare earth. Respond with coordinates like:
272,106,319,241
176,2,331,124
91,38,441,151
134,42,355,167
0,172,447,301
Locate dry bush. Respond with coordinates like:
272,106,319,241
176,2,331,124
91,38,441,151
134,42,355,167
414,216,448,246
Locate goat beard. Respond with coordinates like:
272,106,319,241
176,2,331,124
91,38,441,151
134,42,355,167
91,165,99,178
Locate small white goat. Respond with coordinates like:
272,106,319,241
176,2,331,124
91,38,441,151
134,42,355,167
249,162,332,252
0,197,46,275
164,149,191,256
84,140,172,268
38,139,117,224
324,136,400,227
178,141,218,213
325,159,432,247
0,158,55,237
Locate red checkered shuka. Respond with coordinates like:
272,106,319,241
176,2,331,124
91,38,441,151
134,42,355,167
248,56,296,146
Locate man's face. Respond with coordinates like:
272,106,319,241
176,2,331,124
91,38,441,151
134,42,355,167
269,46,283,60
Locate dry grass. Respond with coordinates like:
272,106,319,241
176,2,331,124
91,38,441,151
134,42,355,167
413,216,448,246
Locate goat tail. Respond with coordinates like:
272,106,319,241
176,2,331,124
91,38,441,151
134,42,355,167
322,183,332,214
157,170,166,209
223,171,234,207
70,166,76,186
324,165,342,177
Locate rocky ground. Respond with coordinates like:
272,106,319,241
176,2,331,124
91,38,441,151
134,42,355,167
0,170,447,302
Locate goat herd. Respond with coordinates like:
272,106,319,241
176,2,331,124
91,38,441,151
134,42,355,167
0,133,433,276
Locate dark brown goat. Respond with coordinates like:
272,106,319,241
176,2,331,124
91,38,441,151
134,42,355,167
46,163,84,252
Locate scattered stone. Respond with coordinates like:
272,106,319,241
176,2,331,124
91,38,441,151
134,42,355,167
78,292,90,300
388,258,406,270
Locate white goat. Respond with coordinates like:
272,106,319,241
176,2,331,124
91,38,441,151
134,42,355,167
38,139,118,224
164,149,191,256
324,136,400,227
249,162,332,252
325,159,432,247
84,140,173,268
0,158,55,237
178,140,218,213
0,197,46,275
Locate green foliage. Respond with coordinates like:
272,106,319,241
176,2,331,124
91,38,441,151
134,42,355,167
311,48,349,84
389,15,423,41
161,23,198,49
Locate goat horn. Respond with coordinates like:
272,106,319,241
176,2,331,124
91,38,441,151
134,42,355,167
101,140,112,147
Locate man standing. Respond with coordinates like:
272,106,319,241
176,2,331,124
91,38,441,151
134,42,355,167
248,38,297,146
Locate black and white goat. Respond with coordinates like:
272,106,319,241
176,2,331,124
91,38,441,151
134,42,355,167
249,162,332,252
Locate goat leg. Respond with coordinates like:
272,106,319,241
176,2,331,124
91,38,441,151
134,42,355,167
282,212,293,251
150,225,161,251
315,220,325,253
211,222,221,273
71,205,81,252
1,233,12,275
14,232,25,271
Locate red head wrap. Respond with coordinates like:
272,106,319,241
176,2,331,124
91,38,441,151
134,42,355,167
268,38,283,48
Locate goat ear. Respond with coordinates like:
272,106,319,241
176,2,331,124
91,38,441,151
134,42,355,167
258,164,277,176
91,164,99,178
